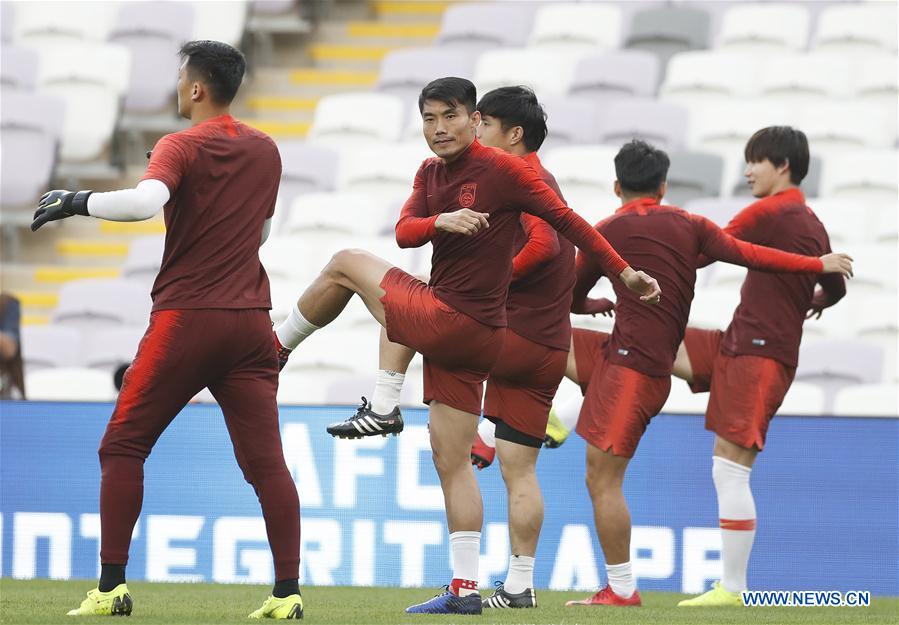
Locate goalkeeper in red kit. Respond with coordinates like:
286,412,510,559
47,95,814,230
32,41,303,620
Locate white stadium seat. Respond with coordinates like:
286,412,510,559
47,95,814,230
191,0,248,47
717,4,810,54
686,100,784,156
799,102,896,152
529,3,623,51
83,326,146,372
26,367,117,401
541,145,620,225
662,380,708,414
688,287,740,331
758,54,853,103
474,48,587,97
777,381,827,416
21,325,83,371
122,235,165,283
52,278,152,331
808,199,869,247
832,384,898,417
284,192,393,237
13,1,118,45
308,92,405,147
336,144,430,200
813,3,898,57
660,51,759,107
819,150,899,203
852,54,898,105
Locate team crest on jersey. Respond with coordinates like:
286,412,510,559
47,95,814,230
459,183,477,208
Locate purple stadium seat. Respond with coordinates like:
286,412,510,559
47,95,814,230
595,98,689,151
276,141,339,227
435,2,536,51
539,95,603,150
569,50,660,101
109,1,195,114
0,45,38,90
0,90,63,207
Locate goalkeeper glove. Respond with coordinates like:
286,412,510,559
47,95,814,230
31,190,92,232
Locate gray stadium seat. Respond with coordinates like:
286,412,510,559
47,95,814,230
625,6,711,71
435,2,536,51
568,50,660,101
109,1,194,114
0,45,38,91
52,278,152,331
376,47,477,106
0,90,63,208
664,151,724,206
595,99,688,151
21,325,83,371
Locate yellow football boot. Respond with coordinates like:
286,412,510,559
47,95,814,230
678,582,742,607
543,407,570,448
66,584,133,616
248,593,304,619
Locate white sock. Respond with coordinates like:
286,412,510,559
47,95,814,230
556,394,582,431
275,303,320,350
713,456,756,593
606,561,636,599
504,555,534,594
477,418,496,447
450,531,480,596
371,369,404,414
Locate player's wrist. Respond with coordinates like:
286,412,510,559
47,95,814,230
70,190,93,216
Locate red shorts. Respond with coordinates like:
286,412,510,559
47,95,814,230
683,327,796,450
572,328,671,458
380,268,504,415
483,329,568,441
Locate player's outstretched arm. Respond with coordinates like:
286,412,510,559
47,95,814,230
31,180,170,232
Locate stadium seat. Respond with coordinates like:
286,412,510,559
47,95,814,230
308,92,405,147
283,192,394,237
819,150,898,203
688,287,740,330
276,141,339,224
625,6,711,69
191,0,248,46
0,91,63,208
13,0,118,45
0,45,38,91
539,95,603,149
854,294,899,382
33,42,130,161
796,340,884,408
716,4,810,54
852,54,898,106
474,48,587,97
813,3,898,57
799,102,896,152
660,51,759,108
1,1,13,43
807,199,869,247
704,262,746,290
570,311,615,335
540,145,620,225
109,1,194,114
529,3,623,50
872,205,899,244
434,2,535,51
121,235,165,283
21,325,83,371
25,367,117,401
832,384,898,417
777,381,827,416
664,150,724,206
268,276,300,324
376,47,478,105
568,50,661,101
595,99,688,151
758,54,852,104
841,243,899,297
52,278,151,331
683,100,782,159
684,197,745,227
336,144,430,200
83,326,146,372
661,380,709,414
282,328,379,379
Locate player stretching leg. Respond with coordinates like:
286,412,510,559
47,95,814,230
543,139,850,607
676,127,848,607
33,42,303,619
274,78,661,615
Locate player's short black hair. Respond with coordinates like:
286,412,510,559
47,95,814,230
476,86,548,152
744,126,809,185
615,139,670,194
418,77,477,114
179,40,246,105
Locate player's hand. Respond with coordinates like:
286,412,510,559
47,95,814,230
820,252,853,278
806,289,827,319
435,209,489,236
578,297,615,317
620,267,662,304
470,449,492,470
31,189,92,232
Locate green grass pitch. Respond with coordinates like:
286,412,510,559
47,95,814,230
1,580,897,625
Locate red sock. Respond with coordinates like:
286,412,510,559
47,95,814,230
450,578,478,596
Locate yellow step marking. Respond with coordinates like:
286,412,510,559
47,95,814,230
22,314,50,326
244,120,311,137
372,1,453,16
11,292,59,308
309,44,397,61
56,240,129,257
247,96,319,111
347,22,440,38
289,69,378,86
34,267,120,283
100,221,166,235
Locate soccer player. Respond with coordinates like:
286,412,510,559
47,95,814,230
551,140,850,607
32,41,303,619
676,127,848,607
273,77,661,615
